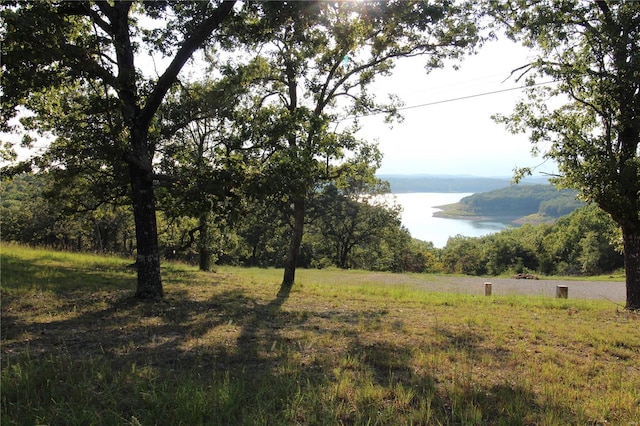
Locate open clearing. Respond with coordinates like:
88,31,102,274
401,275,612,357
354,273,627,304
1,246,638,425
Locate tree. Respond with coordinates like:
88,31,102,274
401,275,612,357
312,179,402,269
2,1,236,299
238,1,482,294
541,205,622,276
401,239,442,273
15,80,136,254
0,173,81,249
156,74,251,271
484,228,539,275
491,0,640,309
234,198,291,268
1,172,135,252
441,235,487,275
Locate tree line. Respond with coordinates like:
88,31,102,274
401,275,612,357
2,1,639,309
2,172,623,278
381,175,550,194
1,172,428,273
441,204,623,277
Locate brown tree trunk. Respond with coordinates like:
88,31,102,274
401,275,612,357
281,197,305,296
110,0,235,299
198,213,213,272
130,163,163,300
93,217,104,253
622,225,640,311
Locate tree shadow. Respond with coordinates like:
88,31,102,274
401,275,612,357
1,272,583,424
338,327,576,424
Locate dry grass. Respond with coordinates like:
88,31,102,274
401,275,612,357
2,244,639,425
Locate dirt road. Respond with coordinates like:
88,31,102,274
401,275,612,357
368,274,627,304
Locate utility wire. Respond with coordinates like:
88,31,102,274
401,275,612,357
353,80,556,119
397,80,555,111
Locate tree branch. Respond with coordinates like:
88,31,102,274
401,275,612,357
58,43,118,88
594,0,614,27
141,1,236,129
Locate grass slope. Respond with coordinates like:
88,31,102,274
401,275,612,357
2,244,639,425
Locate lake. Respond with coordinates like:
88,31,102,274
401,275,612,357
393,193,511,248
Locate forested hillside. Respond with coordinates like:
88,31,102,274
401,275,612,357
1,173,428,272
434,185,585,222
440,204,623,276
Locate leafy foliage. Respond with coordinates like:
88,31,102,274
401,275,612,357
1,173,133,253
230,1,484,288
1,0,237,299
2,173,623,278
489,0,640,308
441,204,623,276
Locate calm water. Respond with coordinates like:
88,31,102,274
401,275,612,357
393,193,511,248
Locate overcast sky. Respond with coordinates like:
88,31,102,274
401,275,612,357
355,37,558,178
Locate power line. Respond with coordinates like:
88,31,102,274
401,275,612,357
388,70,523,98
398,80,555,111
353,80,555,119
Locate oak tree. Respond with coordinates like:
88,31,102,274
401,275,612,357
491,0,640,309
238,1,482,294
1,1,236,299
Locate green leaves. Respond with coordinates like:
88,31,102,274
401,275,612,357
489,0,640,308
491,1,640,223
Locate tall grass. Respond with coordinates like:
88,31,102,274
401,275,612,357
2,244,639,425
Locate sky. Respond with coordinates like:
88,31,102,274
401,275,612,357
354,37,558,178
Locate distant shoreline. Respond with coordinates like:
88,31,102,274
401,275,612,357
432,204,557,226
380,174,550,194
432,209,521,223
432,212,509,221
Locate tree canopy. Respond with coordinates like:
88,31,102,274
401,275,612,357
232,1,484,292
2,0,484,299
2,1,237,298
6,0,635,310
490,0,640,310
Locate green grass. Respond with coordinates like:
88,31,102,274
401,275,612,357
2,243,639,425
538,271,627,282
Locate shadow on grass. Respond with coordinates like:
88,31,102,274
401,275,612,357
2,252,583,425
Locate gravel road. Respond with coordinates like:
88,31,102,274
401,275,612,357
365,274,626,304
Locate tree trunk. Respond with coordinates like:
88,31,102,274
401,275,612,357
338,242,349,269
281,197,305,295
93,217,103,253
130,163,163,299
198,213,213,272
622,225,640,311
251,244,258,267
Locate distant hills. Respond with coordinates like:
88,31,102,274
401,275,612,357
378,174,551,194
377,175,584,224
433,184,585,224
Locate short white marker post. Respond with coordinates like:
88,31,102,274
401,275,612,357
556,285,568,299
485,282,492,296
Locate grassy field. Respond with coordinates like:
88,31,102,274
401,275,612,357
2,244,639,425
